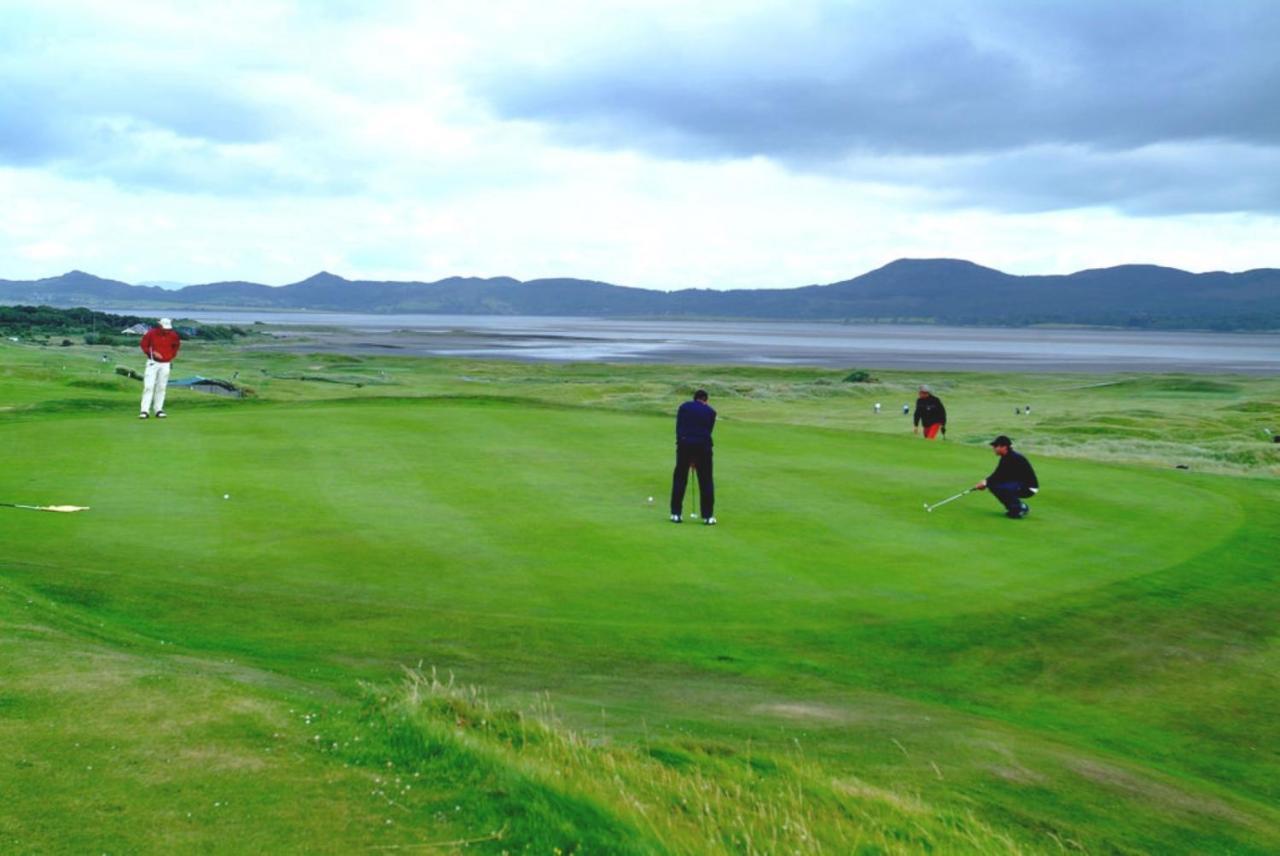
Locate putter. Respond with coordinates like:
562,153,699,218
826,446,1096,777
923,489,972,513
0,503,90,513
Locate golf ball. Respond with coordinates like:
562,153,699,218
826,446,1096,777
223,494,230,500
647,496,654,503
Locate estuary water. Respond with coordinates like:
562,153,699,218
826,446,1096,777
137,310,1280,373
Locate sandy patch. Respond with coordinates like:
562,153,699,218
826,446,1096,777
1066,758,1249,824
750,702,855,723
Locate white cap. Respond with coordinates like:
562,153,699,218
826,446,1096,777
159,318,173,329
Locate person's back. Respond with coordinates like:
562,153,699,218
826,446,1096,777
990,448,1038,489
676,398,716,446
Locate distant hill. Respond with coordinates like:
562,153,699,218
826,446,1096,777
3,260,1278,330
134,280,190,290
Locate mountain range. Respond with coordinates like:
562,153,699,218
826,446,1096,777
2,259,1278,330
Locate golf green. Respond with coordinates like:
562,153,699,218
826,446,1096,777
2,352,1277,853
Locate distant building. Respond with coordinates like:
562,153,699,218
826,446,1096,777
121,323,151,335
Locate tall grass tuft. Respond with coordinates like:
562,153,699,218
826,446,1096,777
341,667,1029,855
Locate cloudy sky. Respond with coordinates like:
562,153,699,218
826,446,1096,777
2,0,1278,288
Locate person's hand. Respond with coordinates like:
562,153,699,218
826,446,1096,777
975,480,987,490
913,427,919,435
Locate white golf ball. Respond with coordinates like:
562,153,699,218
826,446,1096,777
223,494,230,500
647,496,654,503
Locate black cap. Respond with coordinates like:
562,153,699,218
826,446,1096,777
989,435,1013,447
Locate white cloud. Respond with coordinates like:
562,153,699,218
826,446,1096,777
0,0,1277,287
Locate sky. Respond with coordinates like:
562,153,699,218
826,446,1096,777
2,0,1278,289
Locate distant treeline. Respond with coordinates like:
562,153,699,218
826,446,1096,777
0,305,247,344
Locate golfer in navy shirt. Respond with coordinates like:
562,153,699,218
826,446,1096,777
975,435,1039,518
670,390,716,525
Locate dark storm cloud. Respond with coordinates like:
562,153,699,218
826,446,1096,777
867,143,1280,215
476,1,1280,212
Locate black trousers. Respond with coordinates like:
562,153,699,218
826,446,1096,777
989,481,1031,514
670,442,714,517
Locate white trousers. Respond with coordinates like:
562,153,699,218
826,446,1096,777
141,360,172,414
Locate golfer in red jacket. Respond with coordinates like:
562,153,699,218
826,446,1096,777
139,318,181,419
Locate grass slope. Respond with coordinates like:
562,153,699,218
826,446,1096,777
2,339,1278,853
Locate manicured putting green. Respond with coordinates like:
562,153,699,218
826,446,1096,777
2,398,1235,633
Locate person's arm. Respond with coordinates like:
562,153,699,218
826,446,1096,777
975,459,996,490
937,398,947,425
170,331,181,358
980,456,1007,488
140,330,153,360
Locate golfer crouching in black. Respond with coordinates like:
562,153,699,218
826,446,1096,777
670,389,716,525
975,435,1038,518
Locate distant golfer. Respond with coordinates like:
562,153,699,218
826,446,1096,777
975,435,1039,518
912,385,947,440
670,389,716,525
139,318,181,419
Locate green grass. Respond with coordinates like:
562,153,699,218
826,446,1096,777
2,338,1278,853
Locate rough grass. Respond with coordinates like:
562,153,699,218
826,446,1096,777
7,339,1278,476
328,667,1030,855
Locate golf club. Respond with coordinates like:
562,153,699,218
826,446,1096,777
688,462,699,520
923,489,972,513
0,502,90,513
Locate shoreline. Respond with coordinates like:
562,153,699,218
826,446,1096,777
241,325,1280,375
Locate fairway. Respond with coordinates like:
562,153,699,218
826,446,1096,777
2,346,1278,854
